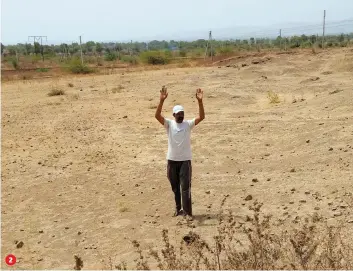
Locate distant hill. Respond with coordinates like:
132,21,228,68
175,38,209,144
129,19,353,42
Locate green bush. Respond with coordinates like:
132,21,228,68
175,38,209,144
66,58,94,74
31,55,41,64
36,68,49,72
105,52,118,61
218,46,233,56
139,51,170,65
164,50,172,58
301,41,313,48
10,58,19,70
120,55,138,64
179,50,187,57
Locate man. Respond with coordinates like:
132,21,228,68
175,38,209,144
155,86,205,219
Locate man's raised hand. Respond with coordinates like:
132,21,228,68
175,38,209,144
160,86,168,101
196,88,203,101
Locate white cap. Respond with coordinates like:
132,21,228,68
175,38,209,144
173,105,184,114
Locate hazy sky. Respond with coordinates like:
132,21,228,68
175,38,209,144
1,0,353,44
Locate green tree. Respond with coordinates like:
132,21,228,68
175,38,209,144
96,43,103,53
71,43,80,54
34,42,41,55
85,41,96,52
60,43,69,54
7,45,17,55
25,43,32,55
1,43,4,54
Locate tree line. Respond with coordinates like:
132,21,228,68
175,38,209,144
1,33,352,58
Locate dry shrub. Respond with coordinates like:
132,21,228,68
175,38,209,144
179,62,192,68
73,255,83,270
267,91,280,104
123,200,353,270
111,85,124,93
312,45,318,54
22,74,33,80
115,261,128,270
48,88,65,96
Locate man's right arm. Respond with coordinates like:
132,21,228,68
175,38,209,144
155,86,168,126
155,99,165,125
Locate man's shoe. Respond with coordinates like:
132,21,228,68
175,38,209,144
173,209,183,217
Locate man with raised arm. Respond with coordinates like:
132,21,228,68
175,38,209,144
155,86,205,220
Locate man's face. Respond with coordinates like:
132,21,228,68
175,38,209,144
174,111,184,123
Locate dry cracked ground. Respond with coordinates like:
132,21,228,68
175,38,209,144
1,48,353,269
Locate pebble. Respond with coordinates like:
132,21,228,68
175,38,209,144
245,195,253,201
16,241,24,248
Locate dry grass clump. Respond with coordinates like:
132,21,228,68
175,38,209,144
114,199,353,270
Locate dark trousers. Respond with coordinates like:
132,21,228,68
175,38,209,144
167,160,192,216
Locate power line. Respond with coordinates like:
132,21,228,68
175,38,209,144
215,19,353,39
28,35,47,61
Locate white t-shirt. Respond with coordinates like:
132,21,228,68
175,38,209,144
164,118,196,161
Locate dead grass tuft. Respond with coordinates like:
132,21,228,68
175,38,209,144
121,199,353,270
73,255,83,270
267,91,280,104
48,88,65,96
111,85,125,94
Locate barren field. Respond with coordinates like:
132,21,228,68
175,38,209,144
1,48,353,269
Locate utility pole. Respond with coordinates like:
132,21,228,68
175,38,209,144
130,40,133,56
279,29,282,50
204,31,213,60
79,36,84,65
28,36,47,61
322,10,326,49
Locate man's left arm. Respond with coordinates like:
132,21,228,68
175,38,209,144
195,88,205,126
